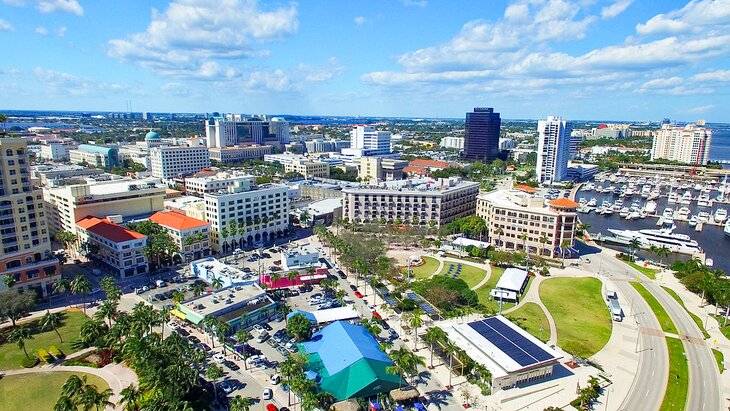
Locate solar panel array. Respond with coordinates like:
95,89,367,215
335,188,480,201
406,292,423,302
468,317,554,367
419,303,438,315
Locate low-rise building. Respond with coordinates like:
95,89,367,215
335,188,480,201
342,177,479,228
476,188,578,258
356,157,408,181
403,159,450,177
149,146,210,180
39,141,74,162
184,171,252,196
32,164,104,187
69,144,121,168
285,159,330,178
566,162,599,182
75,216,148,278
281,243,320,271
208,145,273,164
148,211,211,262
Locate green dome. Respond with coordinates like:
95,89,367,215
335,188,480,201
145,129,160,141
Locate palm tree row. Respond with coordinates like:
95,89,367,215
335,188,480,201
54,374,113,411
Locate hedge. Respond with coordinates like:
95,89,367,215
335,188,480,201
20,357,39,368
49,346,64,358
37,348,53,363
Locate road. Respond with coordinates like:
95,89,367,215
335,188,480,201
586,248,721,411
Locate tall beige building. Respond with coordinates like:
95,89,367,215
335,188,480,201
476,187,577,258
651,124,712,165
0,139,60,296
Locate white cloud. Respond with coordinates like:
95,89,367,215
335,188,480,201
639,76,683,90
601,0,633,19
32,67,138,96
36,0,83,16
34,26,49,35
636,0,730,35
692,69,730,82
56,26,66,36
402,0,427,7
107,0,299,79
354,16,366,26
0,19,13,32
688,104,715,113
35,25,67,37
242,58,346,92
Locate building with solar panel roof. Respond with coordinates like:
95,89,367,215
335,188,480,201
440,315,562,391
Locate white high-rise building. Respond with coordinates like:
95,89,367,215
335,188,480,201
345,126,391,156
536,116,572,183
440,136,464,150
651,124,712,165
149,146,210,180
205,116,290,148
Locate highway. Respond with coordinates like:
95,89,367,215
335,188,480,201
587,249,721,411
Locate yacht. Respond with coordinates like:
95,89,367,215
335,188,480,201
663,217,676,231
694,183,703,191
619,207,630,217
628,210,641,220
587,198,598,207
663,208,674,218
725,219,730,238
608,227,702,254
645,200,658,214
601,200,612,209
641,185,651,198
677,207,691,219
649,188,661,200
625,187,635,197
688,215,698,227
697,194,711,208
584,183,596,191
578,197,587,205
714,208,728,224
667,192,678,204
680,191,693,205
680,183,690,190
698,211,710,223
602,207,614,216
612,203,622,212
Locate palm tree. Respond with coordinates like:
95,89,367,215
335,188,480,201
578,222,590,237
118,384,141,411
211,275,224,290
230,396,251,411
216,321,231,355
539,235,549,257
8,326,33,359
494,227,504,248
560,239,571,268
193,283,206,297
41,311,64,342
78,384,113,411
236,329,252,343
656,245,670,268
628,238,642,260
70,275,92,314
409,308,424,350
53,396,76,411
95,300,118,327
172,290,185,305
443,340,459,388
278,304,292,324
206,365,224,399
202,315,219,347
700,272,716,307
281,354,307,406
423,327,445,368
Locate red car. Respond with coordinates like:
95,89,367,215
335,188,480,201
267,404,279,411
354,291,363,298
372,311,382,320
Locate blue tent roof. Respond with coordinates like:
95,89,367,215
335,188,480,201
300,321,390,376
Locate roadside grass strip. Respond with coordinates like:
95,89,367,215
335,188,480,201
662,286,711,339
630,282,677,334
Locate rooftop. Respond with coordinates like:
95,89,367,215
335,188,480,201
190,257,258,289
514,184,538,193
548,198,580,208
409,159,450,169
479,189,574,215
77,178,165,197
306,198,342,215
288,306,360,324
149,211,209,231
344,177,478,193
180,282,270,319
76,216,146,243
283,243,319,258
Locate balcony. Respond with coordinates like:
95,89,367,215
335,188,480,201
3,257,60,275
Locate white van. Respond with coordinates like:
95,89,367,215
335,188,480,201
156,280,166,288
271,374,282,385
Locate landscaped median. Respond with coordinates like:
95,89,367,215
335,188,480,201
660,337,689,411
629,282,677,334
506,302,551,342
539,277,612,358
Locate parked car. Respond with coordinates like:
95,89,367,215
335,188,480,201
372,311,382,320
167,322,180,330
212,353,226,364
338,270,347,279
219,381,233,394
253,324,265,333
263,388,273,400
354,291,363,299
349,285,357,291
388,329,399,340
187,335,201,344
223,360,240,371
266,404,278,411
261,323,273,331
176,328,190,337
257,332,270,343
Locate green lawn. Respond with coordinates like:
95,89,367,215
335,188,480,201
540,277,612,358
713,348,725,374
712,315,730,341
507,302,551,342
622,260,660,280
408,256,441,279
437,262,488,288
0,371,109,410
0,310,87,370
662,286,711,339
630,282,677,334
660,337,689,411
474,266,515,312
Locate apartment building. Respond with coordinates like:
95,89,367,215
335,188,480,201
204,179,290,252
0,139,60,297
184,172,255,196
43,178,167,235
75,216,148,278
651,123,712,165
476,188,577,258
285,159,330,178
39,141,75,162
148,211,211,261
341,177,479,228
440,136,464,150
69,144,121,168
208,145,273,164
341,126,391,157
536,116,572,183
149,146,210,180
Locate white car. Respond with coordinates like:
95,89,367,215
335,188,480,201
367,304,376,311
167,322,180,330
212,353,226,364
253,324,265,333
263,388,273,400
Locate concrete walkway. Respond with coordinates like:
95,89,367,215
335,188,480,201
502,275,559,345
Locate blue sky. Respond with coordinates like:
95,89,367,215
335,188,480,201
1,0,730,121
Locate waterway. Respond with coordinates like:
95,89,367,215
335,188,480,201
576,186,730,274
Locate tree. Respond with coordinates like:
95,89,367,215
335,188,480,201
119,384,141,411
70,275,92,314
193,283,206,297
9,326,33,359
235,329,252,343
656,245,670,268
95,300,119,327
560,239,571,268
99,276,121,302
443,340,459,388
700,272,716,307
287,313,313,342
423,327,446,368
2,274,16,289
211,275,224,290
0,289,36,326
206,364,224,399
172,290,185,305
281,353,307,406
41,311,64,342
215,321,231,355
230,396,251,411
277,304,292,324
494,227,504,248
78,385,114,411
628,238,642,260
409,308,424,350
55,231,79,250
54,396,76,411
53,278,72,307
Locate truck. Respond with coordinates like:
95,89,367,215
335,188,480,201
609,298,623,322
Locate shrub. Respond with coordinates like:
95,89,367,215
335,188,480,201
62,359,99,368
49,345,64,358
20,357,39,368
37,348,53,363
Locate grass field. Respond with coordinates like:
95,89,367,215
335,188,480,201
713,348,725,374
662,286,711,339
540,277,612,358
507,302,551,342
660,337,688,411
630,282,677,334
474,266,516,312
408,257,440,279
0,310,86,370
437,262,487,288
0,371,109,410
624,261,661,280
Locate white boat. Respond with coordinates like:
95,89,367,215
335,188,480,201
714,208,728,223
677,207,690,219
628,210,641,220
662,217,676,231
619,207,630,217
608,227,702,254
587,198,598,207
680,183,689,190
602,200,611,209
694,183,703,191
662,207,674,218
667,192,678,204
649,189,661,200
641,185,651,198
688,215,698,226
698,211,710,223
697,194,711,208
615,199,624,207
645,200,657,214
725,219,730,238
680,191,693,205
625,187,635,196
612,204,622,212
602,208,614,216
579,197,587,205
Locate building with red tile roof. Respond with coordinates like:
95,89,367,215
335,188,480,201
404,159,451,177
548,198,580,209
148,211,211,261
514,184,538,193
75,216,148,278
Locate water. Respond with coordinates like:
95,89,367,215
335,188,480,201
709,124,730,162
576,186,730,274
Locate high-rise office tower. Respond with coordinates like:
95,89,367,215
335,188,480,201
463,107,501,162
536,116,572,183
349,126,391,155
0,139,60,296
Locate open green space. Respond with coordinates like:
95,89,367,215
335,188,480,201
437,262,487,288
713,348,725,374
660,337,689,411
0,310,86,370
408,256,440,279
540,277,612,358
662,286,710,339
622,260,660,280
712,315,730,341
507,302,551,342
630,282,677,334
0,371,109,410
474,266,515,312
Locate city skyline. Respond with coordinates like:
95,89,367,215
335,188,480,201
2,0,730,122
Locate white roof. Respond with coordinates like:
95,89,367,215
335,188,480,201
311,306,360,324
307,198,342,215
496,268,528,293
452,237,490,248
490,289,517,300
